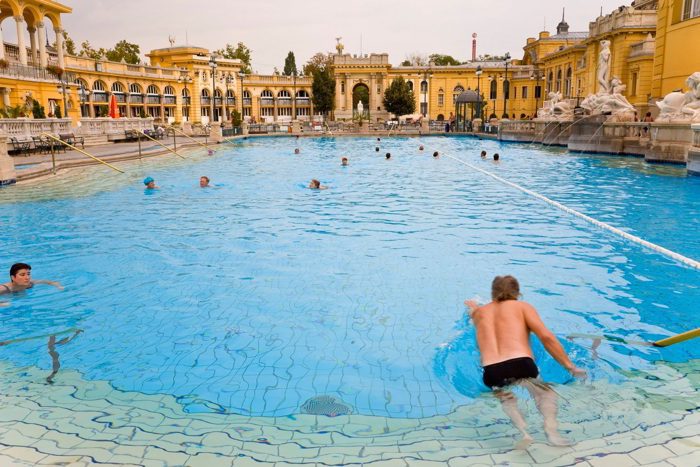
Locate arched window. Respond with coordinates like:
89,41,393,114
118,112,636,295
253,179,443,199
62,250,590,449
420,80,428,92
213,89,223,98
146,85,160,95
111,82,124,93
243,90,251,99
503,79,510,99
565,67,572,97
201,89,210,97
226,89,235,98
547,72,554,93
489,80,497,99
164,86,175,96
92,80,106,91
438,88,444,107
129,83,142,94
556,70,562,93
181,88,190,98
277,90,291,98
296,90,309,98
407,81,414,92
453,85,465,103
261,90,273,98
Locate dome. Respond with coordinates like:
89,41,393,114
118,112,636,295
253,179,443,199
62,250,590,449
455,90,481,103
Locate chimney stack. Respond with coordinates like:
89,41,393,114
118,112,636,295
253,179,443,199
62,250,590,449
472,33,477,62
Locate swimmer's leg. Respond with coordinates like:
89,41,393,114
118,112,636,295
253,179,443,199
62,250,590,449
522,379,573,447
494,388,533,449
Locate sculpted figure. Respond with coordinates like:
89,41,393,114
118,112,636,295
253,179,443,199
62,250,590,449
656,72,700,122
597,40,612,93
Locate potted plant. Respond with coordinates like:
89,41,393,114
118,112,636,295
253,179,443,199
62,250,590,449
0,59,8,69
46,64,64,77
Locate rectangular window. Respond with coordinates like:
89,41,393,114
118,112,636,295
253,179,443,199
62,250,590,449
631,72,638,96
278,108,292,116
522,86,528,99
438,94,444,106
513,86,517,99
683,0,700,20
535,86,542,99
261,107,274,116
243,108,251,117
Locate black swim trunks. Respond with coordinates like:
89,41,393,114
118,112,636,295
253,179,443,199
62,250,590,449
483,357,539,389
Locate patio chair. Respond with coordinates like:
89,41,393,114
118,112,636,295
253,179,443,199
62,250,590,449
9,137,32,156
59,133,85,149
32,136,50,154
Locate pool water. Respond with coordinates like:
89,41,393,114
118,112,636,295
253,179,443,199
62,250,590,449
0,136,699,461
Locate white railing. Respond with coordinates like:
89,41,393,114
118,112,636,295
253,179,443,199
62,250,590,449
76,117,154,136
0,118,72,137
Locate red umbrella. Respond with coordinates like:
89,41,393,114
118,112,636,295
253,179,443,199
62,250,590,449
108,94,119,118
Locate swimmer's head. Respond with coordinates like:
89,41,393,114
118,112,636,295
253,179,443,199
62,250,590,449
493,153,500,161
433,151,439,157
9,263,31,286
491,275,521,302
419,145,424,151
143,177,155,188
481,151,487,158
385,153,391,159
309,179,321,189
199,176,210,188
294,148,300,154
341,157,348,166
375,147,380,152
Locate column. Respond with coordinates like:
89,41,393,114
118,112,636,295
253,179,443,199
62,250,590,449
2,88,11,107
0,24,5,60
15,17,28,65
37,23,48,67
28,26,37,65
54,27,65,69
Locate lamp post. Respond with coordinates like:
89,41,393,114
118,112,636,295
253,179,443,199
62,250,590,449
208,55,218,124
530,69,543,118
56,73,69,118
503,52,511,119
220,73,235,123
78,82,89,118
475,65,483,121
177,70,192,122
238,71,246,121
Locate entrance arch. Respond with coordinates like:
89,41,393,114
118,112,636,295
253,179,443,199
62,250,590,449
352,83,369,119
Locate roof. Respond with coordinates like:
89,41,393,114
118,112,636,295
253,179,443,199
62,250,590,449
544,31,589,41
455,90,481,103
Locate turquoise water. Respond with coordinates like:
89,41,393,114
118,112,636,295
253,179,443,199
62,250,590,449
0,136,698,419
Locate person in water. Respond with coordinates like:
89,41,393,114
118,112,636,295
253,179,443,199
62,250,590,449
308,179,327,190
1,263,63,305
481,150,487,159
385,153,391,159
433,151,439,158
341,157,349,166
493,153,500,162
143,177,159,189
199,176,211,188
465,275,585,448
294,148,300,154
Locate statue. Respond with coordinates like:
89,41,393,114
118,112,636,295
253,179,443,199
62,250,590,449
656,72,700,122
581,75,635,120
597,40,612,93
168,35,176,47
537,92,573,120
357,100,364,115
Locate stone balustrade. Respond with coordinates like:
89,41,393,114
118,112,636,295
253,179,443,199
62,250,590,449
77,118,154,137
0,118,72,137
687,124,700,175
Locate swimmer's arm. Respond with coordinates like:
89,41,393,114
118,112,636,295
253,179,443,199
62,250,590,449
522,303,586,377
32,280,64,291
0,301,9,308
464,299,481,319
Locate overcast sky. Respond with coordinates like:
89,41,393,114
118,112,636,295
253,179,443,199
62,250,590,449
42,0,623,72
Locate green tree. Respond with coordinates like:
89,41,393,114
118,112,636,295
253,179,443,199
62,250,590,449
283,51,297,76
403,53,428,66
400,60,412,66
383,77,415,117
57,30,77,55
215,42,252,74
105,40,141,64
54,105,62,118
79,41,105,60
302,52,333,77
311,68,335,115
31,100,46,119
429,54,461,66
231,109,242,127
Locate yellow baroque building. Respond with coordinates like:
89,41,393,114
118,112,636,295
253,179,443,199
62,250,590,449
1,0,699,126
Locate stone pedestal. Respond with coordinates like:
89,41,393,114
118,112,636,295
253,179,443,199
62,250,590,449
568,116,624,154
0,133,17,186
472,118,482,133
291,120,302,135
644,122,694,164
688,124,700,176
182,121,193,136
241,121,249,136
209,122,223,143
421,119,429,133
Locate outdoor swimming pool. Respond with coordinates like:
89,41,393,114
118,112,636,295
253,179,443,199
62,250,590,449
0,136,698,464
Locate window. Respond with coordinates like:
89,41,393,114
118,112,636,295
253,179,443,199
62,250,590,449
407,81,414,92
341,82,345,94
129,83,142,94
454,85,465,103
92,81,106,91
565,67,572,97
513,85,517,99
683,0,700,20
502,80,510,100
261,90,273,98
278,90,291,98
243,90,251,99
261,107,274,116
438,88,444,107
201,89,210,97
489,80,497,99
420,80,428,92
181,88,190,98
146,85,160,95
522,86,528,99
631,72,638,96
164,86,175,95
296,90,309,98
556,70,562,93
535,85,542,99
547,72,553,93
278,107,292,116
111,82,124,93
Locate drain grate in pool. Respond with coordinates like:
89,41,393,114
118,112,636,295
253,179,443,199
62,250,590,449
300,395,353,416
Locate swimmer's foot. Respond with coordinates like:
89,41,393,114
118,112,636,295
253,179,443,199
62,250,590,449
546,432,574,447
514,435,534,450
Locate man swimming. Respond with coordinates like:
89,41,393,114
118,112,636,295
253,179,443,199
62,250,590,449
1,263,63,305
143,177,159,189
199,176,211,188
481,150,487,159
465,275,585,448
341,157,349,166
308,179,328,190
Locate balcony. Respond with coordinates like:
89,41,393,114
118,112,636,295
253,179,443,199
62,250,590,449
260,98,274,106
214,97,223,105
146,95,161,105
113,93,126,103
225,97,236,106
182,96,191,106
163,96,177,105
129,94,144,104
0,62,74,82
201,96,211,105
277,98,292,106
243,98,252,106
296,97,311,106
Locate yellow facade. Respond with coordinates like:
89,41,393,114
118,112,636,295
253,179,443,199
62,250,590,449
652,0,700,98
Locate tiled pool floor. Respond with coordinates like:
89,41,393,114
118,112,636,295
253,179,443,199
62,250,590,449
0,360,697,466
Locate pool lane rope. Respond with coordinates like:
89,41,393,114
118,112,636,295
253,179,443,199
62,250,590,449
424,144,700,271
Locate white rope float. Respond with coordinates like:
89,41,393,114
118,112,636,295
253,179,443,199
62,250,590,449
428,146,700,271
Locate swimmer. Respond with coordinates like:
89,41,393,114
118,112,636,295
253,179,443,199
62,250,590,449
0,263,63,300
481,150,487,159
199,176,211,188
493,153,500,161
375,147,380,152
143,177,159,189
341,157,349,166
308,179,328,190
433,151,439,158
419,145,424,151
465,276,585,449
377,137,381,142
385,153,391,159
294,148,300,154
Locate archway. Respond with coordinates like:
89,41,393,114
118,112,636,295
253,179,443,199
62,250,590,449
352,83,369,119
